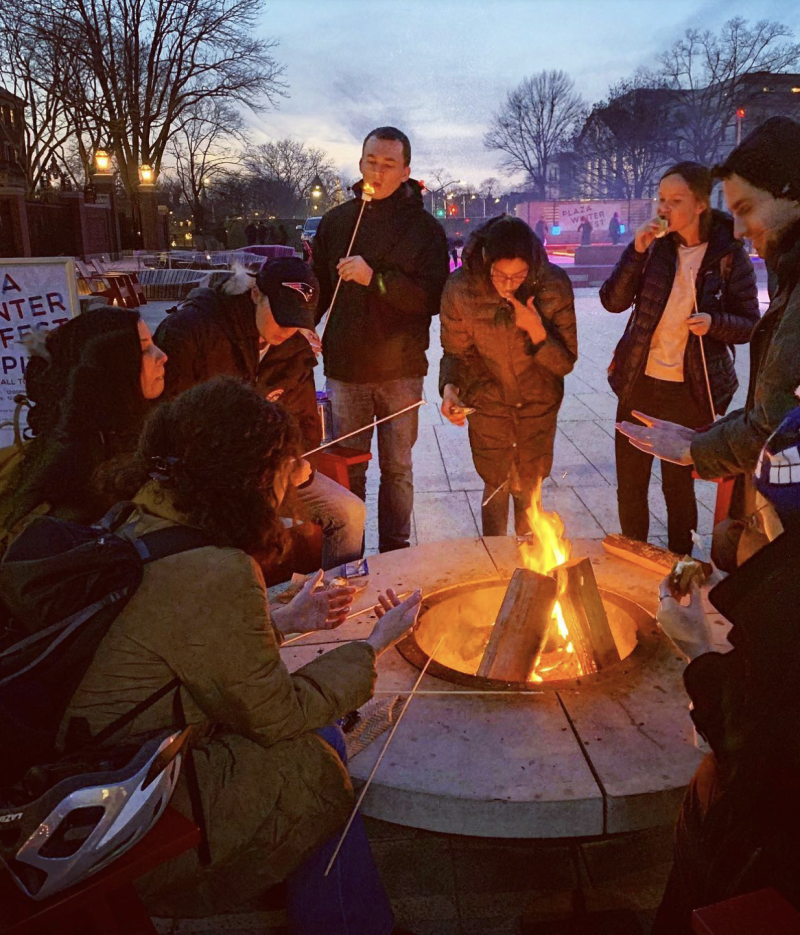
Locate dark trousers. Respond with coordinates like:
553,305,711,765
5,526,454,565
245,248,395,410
285,725,394,935
653,754,723,934
654,754,800,934
615,375,706,555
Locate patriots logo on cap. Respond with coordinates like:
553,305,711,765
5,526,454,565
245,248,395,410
282,282,315,302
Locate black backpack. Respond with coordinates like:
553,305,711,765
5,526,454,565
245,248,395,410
0,502,208,789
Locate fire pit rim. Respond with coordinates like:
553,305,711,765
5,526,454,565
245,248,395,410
397,576,662,692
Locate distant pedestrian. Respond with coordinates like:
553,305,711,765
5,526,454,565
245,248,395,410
213,223,228,249
609,212,621,245
579,216,593,246
534,216,548,246
245,221,258,246
277,223,289,246
257,221,268,245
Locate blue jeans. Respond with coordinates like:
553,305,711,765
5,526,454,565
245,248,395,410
295,471,367,569
327,377,423,553
285,725,394,935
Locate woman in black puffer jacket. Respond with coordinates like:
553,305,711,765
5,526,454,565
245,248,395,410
600,162,759,555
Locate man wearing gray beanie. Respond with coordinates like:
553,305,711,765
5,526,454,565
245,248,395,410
618,116,800,566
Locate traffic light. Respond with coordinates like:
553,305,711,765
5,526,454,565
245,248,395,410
448,204,458,216
736,108,746,118
436,208,445,217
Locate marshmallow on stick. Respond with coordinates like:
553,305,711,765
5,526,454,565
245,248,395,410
318,181,375,338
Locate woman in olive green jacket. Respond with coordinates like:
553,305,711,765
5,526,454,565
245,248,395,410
63,377,420,931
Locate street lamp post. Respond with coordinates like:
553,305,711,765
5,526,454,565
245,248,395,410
428,177,463,218
92,146,121,255
736,108,745,147
137,162,163,251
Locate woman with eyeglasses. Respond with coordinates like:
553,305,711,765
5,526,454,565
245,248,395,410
439,216,577,535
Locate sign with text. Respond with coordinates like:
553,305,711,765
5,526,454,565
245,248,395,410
0,258,79,447
555,201,627,232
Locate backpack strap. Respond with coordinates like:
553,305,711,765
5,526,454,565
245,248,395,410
133,525,209,563
87,676,182,748
79,523,209,747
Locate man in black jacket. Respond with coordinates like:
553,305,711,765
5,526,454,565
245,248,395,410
154,257,366,570
312,126,449,552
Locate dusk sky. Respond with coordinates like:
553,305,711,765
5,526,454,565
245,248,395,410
247,0,800,187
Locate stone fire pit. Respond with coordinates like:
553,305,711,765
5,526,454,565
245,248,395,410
280,536,706,840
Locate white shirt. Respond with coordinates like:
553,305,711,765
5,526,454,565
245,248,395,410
645,242,708,382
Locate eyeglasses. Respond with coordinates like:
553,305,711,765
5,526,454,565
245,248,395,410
490,270,528,287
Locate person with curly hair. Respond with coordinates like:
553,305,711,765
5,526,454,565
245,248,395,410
0,307,166,540
440,215,577,535
63,376,422,934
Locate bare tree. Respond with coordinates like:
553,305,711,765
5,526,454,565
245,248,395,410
0,7,83,193
658,17,800,163
576,72,674,200
245,138,337,212
485,70,586,198
167,99,249,235
17,0,286,197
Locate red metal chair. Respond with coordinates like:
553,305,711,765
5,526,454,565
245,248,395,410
90,259,147,307
316,444,373,490
0,807,200,935
75,259,129,308
261,447,372,587
692,888,800,934
693,472,736,528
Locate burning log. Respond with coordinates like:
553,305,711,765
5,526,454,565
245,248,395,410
477,568,557,682
557,558,620,673
602,534,681,576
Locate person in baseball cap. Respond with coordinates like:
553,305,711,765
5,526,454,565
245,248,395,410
155,254,366,572
251,256,319,342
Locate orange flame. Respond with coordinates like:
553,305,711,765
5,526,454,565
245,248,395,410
519,482,580,680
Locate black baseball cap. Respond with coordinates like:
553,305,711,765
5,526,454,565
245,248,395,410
255,257,319,329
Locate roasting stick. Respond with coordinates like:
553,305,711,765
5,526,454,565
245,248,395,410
690,269,717,423
374,690,545,695
482,479,508,508
324,635,445,877
318,182,375,340
303,401,425,458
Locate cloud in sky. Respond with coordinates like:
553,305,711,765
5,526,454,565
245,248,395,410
247,0,800,187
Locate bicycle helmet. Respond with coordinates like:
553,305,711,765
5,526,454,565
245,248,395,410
0,727,188,900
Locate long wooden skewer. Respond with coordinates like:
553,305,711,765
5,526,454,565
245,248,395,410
323,635,445,877
374,689,545,695
482,479,508,508
690,272,716,423
303,400,425,457
318,187,373,340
